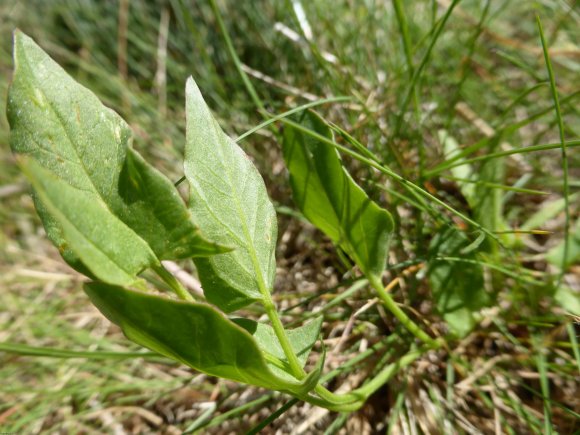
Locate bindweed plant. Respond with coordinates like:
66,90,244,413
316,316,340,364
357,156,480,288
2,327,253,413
7,31,444,411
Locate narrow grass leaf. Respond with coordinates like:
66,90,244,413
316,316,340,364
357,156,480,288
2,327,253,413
532,332,553,434
537,15,570,281
0,342,159,360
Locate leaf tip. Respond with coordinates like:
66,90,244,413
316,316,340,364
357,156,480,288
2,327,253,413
185,76,206,110
185,76,199,97
11,29,43,73
12,28,32,54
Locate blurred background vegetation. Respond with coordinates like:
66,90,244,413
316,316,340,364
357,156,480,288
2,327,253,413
0,0,579,433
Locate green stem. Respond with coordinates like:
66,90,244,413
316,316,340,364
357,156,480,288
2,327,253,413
263,300,306,379
393,0,461,137
209,0,306,379
537,16,570,284
310,310,442,408
209,0,265,113
368,273,439,347
152,263,193,302
302,344,435,411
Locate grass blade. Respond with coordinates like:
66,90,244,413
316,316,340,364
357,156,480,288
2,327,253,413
537,15,570,279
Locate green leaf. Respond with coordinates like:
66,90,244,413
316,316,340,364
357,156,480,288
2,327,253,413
7,31,225,269
282,111,394,276
21,159,157,287
521,194,579,232
553,286,580,317
428,227,489,337
185,78,277,312
472,142,509,252
84,282,320,394
547,218,580,270
31,195,96,279
117,148,230,259
234,317,323,381
439,129,475,204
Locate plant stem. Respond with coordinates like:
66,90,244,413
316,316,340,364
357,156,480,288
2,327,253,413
209,0,307,380
152,263,194,302
302,344,436,411
393,0,461,137
310,297,443,408
537,15,570,284
368,273,439,347
263,300,307,379
209,0,265,113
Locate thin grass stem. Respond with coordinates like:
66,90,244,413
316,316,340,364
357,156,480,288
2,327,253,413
537,16,570,282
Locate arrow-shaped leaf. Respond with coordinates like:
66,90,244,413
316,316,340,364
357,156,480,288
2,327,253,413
7,31,225,276
85,282,320,394
22,159,157,286
185,78,277,312
428,227,489,337
117,148,230,259
283,112,394,276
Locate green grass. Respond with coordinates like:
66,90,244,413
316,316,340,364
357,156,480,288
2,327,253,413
1,0,579,433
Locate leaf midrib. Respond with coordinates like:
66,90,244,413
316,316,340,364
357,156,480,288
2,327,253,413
215,124,271,301
323,147,374,274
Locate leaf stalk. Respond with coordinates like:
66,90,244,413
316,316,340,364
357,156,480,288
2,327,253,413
368,274,440,347
153,263,194,302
